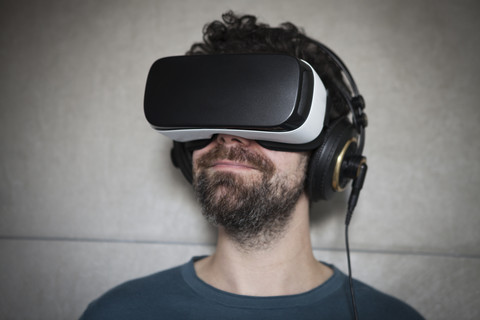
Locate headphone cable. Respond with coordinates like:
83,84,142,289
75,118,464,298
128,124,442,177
345,222,359,320
345,163,368,320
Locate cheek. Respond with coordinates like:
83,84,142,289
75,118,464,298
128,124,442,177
192,150,204,173
276,154,309,186
192,144,215,171
266,151,309,173
192,150,200,165
295,154,310,179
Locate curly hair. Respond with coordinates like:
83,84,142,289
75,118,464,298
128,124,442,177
187,11,351,119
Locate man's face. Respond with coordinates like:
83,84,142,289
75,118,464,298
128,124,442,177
192,134,309,250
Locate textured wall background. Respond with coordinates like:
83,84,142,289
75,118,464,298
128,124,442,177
1,0,479,319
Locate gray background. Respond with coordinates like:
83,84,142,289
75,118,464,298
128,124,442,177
1,0,479,319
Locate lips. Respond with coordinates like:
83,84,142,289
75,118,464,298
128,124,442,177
211,160,258,171
196,145,275,178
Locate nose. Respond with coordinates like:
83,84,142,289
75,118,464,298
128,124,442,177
215,134,252,146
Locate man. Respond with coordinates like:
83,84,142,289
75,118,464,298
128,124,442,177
80,12,424,319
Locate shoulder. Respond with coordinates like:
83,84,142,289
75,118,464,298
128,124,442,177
352,278,425,320
80,264,191,320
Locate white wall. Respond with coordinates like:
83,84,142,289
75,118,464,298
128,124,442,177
1,0,479,319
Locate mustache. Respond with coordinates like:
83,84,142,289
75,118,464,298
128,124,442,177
196,145,275,175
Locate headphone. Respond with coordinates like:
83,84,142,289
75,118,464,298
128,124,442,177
170,42,367,202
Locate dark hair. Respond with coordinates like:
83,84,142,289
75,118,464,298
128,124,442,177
187,11,351,119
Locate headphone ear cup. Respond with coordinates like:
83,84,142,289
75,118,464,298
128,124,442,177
307,118,357,201
171,141,193,183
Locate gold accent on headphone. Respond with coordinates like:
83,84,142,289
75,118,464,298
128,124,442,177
332,137,358,192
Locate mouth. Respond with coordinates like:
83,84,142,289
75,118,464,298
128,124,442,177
210,160,258,171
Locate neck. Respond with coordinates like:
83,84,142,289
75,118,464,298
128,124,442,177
194,193,333,296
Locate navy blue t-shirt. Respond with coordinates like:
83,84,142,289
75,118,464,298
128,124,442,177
80,257,424,319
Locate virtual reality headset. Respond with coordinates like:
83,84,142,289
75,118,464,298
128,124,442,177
144,54,328,151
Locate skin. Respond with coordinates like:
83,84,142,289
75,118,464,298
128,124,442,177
192,134,333,297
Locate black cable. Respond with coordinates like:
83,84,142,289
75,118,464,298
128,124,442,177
344,163,368,320
345,220,359,320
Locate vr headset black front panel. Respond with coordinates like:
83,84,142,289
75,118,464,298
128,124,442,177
144,54,328,148
145,54,310,129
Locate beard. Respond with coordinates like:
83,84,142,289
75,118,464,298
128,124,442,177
193,145,307,251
